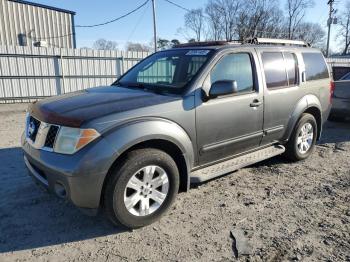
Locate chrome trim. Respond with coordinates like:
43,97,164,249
24,156,49,187
25,114,60,151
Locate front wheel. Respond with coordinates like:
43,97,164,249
104,148,179,229
285,113,317,161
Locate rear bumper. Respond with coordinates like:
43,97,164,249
22,133,116,210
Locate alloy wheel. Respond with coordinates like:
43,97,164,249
123,165,169,216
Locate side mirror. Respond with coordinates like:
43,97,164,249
209,80,238,98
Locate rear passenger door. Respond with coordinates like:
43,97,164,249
259,50,301,145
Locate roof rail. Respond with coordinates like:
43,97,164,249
246,37,310,47
174,40,241,48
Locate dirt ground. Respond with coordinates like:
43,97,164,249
0,104,349,262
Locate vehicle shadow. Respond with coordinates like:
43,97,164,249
0,147,127,253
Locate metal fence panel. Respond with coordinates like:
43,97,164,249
1,46,350,103
0,45,150,103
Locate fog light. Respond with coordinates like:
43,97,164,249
54,182,67,199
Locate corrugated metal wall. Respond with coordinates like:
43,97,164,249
0,45,150,103
0,0,75,48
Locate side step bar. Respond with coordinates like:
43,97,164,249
190,145,285,183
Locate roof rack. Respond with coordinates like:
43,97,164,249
246,37,310,47
174,40,241,48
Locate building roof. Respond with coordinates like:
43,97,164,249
8,0,76,15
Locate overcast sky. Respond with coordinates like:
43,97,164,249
31,0,344,51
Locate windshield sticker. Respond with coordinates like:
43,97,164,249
186,50,210,56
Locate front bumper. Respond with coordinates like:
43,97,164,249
22,133,116,210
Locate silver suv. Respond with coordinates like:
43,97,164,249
22,38,332,228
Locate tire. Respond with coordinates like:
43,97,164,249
284,113,317,161
104,148,179,229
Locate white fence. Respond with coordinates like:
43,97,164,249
326,57,350,67
0,45,150,103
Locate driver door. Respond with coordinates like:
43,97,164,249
195,50,264,165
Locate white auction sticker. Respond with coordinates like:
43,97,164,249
185,50,210,56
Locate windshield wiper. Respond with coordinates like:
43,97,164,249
117,81,167,94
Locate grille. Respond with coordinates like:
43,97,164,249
44,125,59,148
28,116,41,142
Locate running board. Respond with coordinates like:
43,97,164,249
190,145,285,183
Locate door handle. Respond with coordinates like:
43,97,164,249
250,100,262,107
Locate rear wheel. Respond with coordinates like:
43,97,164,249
285,113,317,161
104,148,179,228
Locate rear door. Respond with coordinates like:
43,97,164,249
258,50,302,145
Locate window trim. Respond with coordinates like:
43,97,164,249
283,52,300,88
204,51,258,98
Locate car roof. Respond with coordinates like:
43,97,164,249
170,44,321,53
170,39,322,53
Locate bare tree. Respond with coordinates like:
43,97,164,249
205,0,223,40
206,0,241,41
294,22,325,47
92,39,118,50
339,1,350,55
184,8,205,41
126,42,151,52
237,0,283,41
285,0,314,39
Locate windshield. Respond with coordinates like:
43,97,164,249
113,49,213,94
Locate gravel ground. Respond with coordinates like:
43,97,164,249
0,104,349,262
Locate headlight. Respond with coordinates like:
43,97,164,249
54,127,100,154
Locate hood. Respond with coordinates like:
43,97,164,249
29,86,180,127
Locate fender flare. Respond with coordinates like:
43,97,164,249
283,94,322,141
102,117,195,188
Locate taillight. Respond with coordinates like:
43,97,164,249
329,81,335,103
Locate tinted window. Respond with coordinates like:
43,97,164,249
302,52,329,81
284,52,298,86
210,53,254,93
262,52,288,88
340,72,350,80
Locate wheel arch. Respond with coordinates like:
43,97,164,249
283,95,323,141
100,119,195,206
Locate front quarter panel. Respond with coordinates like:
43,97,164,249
102,118,195,173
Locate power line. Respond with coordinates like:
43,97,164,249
126,1,150,42
25,1,150,42
75,0,150,28
162,0,190,12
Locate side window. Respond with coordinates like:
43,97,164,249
261,52,288,88
210,53,254,93
284,52,298,86
302,52,329,81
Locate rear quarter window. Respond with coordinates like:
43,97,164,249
302,52,329,81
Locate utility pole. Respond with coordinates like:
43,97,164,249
326,0,335,57
152,0,157,52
